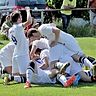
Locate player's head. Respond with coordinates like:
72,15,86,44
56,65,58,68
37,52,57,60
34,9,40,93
27,28,41,42
10,11,22,24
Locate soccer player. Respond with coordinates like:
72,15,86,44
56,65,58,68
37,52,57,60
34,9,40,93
24,61,76,88
27,27,96,84
8,7,32,77
24,28,76,88
0,42,15,75
0,15,12,37
38,23,94,70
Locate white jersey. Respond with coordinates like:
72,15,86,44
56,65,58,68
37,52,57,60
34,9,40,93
30,68,56,84
0,42,15,68
38,24,83,54
9,23,29,56
32,38,50,69
50,44,82,75
35,49,50,70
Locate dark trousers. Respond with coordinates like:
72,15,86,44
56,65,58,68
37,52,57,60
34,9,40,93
61,14,71,31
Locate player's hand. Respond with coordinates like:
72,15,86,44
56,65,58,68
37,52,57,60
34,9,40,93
25,6,30,11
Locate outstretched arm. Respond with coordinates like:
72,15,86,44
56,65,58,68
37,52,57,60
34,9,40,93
23,7,32,28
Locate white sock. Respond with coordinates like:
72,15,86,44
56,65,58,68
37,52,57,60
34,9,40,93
14,76,22,83
8,75,25,83
57,74,67,86
26,68,33,83
83,58,93,69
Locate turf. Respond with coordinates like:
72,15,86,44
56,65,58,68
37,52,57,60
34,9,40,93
0,37,96,96
0,79,96,96
77,37,96,58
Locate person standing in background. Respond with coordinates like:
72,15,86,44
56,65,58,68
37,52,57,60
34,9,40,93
1,15,12,37
87,0,96,35
61,0,76,32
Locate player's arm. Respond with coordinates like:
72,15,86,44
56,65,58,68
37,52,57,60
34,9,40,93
50,27,60,47
30,45,37,60
22,7,32,28
39,57,49,70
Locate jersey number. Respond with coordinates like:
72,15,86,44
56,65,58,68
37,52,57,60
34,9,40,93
11,35,17,45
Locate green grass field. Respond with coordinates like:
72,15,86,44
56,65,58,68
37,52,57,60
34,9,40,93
0,37,96,96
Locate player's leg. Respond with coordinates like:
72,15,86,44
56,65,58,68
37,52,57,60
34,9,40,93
3,74,26,85
92,64,96,80
24,61,35,88
0,55,12,75
54,62,70,74
72,54,93,69
57,74,76,87
3,61,35,85
17,55,30,77
87,56,96,64
78,71,92,82
3,56,26,84
48,69,59,79
12,56,19,76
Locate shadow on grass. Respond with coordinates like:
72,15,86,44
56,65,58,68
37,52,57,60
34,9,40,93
31,83,62,88
30,81,96,88
0,79,96,88
78,82,96,87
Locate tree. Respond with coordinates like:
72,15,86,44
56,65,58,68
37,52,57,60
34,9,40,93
72,0,89,20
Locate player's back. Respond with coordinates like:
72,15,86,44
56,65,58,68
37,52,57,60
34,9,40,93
9,23,29,56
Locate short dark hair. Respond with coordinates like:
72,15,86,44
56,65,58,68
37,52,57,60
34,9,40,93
10,11,21,23
27,28,39,38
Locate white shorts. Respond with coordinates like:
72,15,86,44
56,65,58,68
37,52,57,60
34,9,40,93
30,68,56,84
0,55,12,69
0,42,14,69
12,54,30,74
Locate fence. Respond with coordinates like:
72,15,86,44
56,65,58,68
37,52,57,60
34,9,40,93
0,7,96,24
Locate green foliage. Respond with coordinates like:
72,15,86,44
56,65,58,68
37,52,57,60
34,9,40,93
0,34,9,40
0,34,9,49
73,0,89,20
67,24,96,37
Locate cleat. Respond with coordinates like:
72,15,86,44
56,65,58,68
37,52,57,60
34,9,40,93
93,61,96,65
64,75,76,87
59,62,70,74
0,67,2,77
3,74,10,85
73,75,81,86
24,81,31,88
92,64,96,77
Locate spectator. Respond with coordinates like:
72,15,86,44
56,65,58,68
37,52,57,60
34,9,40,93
87,0,96,35
60,0,76,31
0,15,12,37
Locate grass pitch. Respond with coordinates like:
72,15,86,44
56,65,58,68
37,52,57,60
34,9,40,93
0,37,96,96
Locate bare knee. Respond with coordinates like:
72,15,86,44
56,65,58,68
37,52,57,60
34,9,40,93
4,66,12,74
